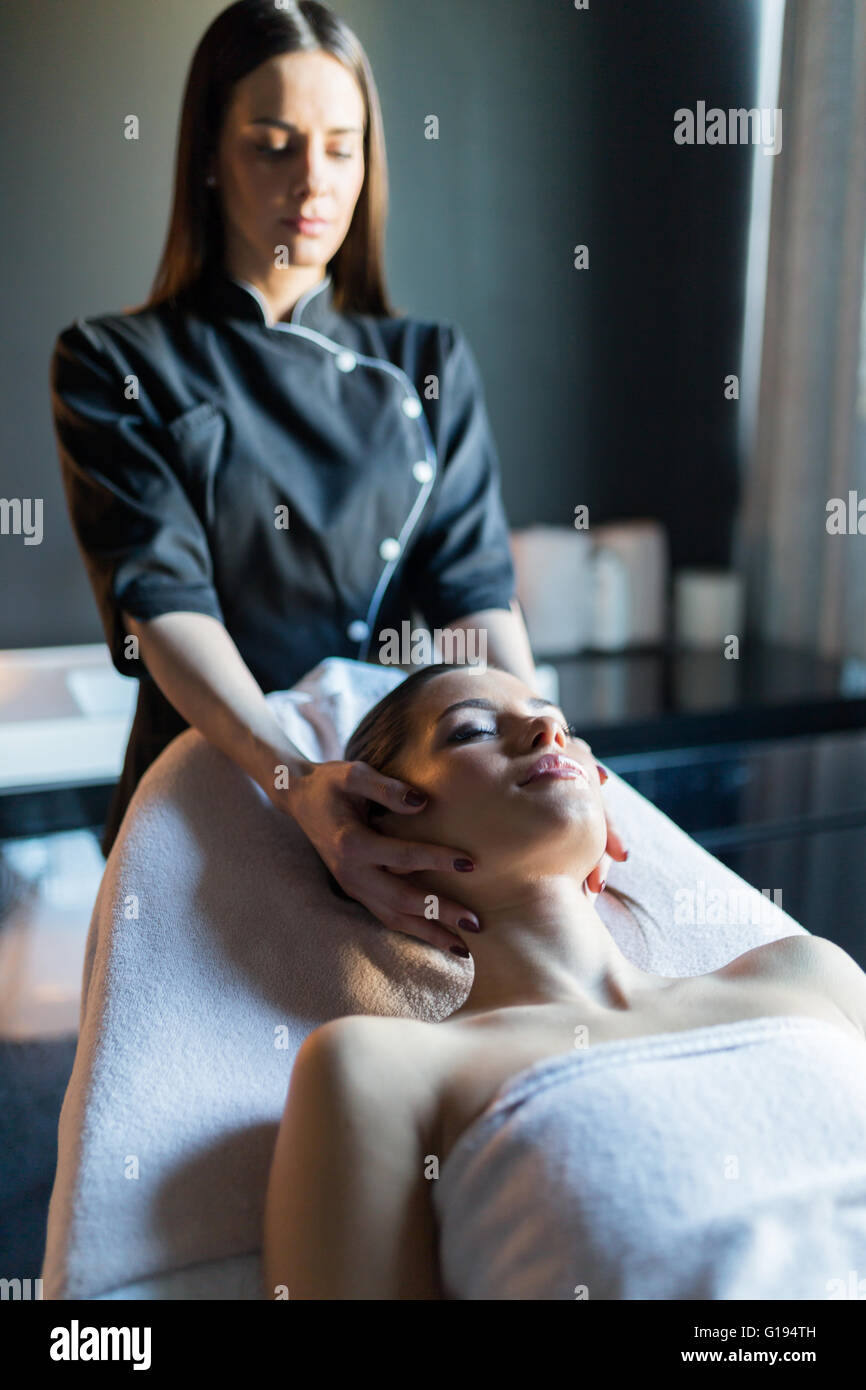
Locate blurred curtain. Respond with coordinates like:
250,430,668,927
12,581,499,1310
739,0,866,660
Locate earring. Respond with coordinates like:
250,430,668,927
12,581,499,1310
206,175,217,187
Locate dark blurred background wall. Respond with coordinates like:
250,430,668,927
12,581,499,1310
0,0,758,649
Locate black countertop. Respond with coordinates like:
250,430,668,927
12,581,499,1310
549,642,866,755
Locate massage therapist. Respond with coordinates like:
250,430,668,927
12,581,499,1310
50,0,624,950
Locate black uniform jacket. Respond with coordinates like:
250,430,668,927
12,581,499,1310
50,265,517,854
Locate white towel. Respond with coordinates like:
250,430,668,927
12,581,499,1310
42,657,807,1300
433,1014,866,1300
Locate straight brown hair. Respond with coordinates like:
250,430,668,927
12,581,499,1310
136,0,397,317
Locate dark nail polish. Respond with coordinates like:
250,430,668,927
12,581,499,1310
450,945,471,957
458,917,481,933
453,858,475,871
403,790,426,805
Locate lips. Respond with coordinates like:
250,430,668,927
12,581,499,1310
519,754,587,786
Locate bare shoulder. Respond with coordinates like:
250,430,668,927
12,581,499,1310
291,1015,445,1127
783,935,866,1029
299,1013,436,1061
720,933,866,1034
720,931,842,980
267,1015,447,1297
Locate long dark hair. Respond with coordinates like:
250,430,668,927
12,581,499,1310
334,661,647,935
136,0,397,316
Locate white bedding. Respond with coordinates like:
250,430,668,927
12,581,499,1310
41,657,806,1300
434,1015,866,1299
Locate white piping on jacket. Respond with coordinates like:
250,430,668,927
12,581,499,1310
230,274,438,662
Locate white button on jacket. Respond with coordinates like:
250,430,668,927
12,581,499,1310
50,265,517,853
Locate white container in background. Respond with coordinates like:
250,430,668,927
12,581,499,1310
510,519,668,656
673,569,744,649
510,526,594,656
592,548,632,651
590,520,668,649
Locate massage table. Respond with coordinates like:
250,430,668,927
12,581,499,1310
41,657,807,1299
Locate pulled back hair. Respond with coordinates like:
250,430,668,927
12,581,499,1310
137,0,397,317
332,661,648,940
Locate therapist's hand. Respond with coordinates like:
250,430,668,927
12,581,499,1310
584,762,628,895
283,759,478,954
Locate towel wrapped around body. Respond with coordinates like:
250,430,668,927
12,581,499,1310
43,658,809,1300
432,1014,866,1300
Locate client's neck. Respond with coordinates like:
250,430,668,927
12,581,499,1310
450,874,649,1019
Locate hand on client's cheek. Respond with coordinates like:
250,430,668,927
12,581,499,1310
584,861,609,897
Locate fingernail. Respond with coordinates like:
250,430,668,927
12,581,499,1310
622,849,629,861
450,945,471,957
453,858,475,871
458,917,481,933
403,790,426,806
599,879,607,893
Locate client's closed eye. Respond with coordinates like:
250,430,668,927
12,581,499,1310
449,725,495,742
450,722,579,743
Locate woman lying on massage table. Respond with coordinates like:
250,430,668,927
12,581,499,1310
262,661,866,1301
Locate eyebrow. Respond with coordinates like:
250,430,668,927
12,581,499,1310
434,697,566,725
248,118,362,134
